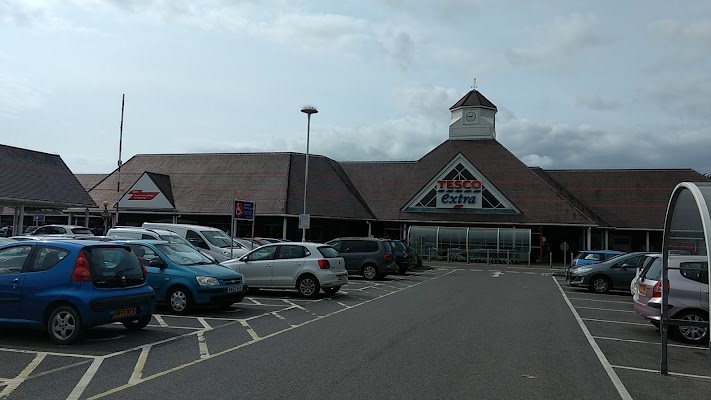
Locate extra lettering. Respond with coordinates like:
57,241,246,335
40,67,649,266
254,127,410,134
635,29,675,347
441,194,477,204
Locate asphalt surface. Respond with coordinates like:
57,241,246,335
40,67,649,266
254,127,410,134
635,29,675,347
1,266,710,399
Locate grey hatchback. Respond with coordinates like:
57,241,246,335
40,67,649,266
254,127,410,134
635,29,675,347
568,252,647,294
326,238,398,280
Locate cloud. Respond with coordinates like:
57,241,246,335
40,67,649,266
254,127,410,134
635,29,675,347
0,74,50,116
645,74,711,119
490,13,605,69
0,0,72,30
520,154,554,168
648,19,711,45
382,0,485,22
393,84,462,116
576,92,618,111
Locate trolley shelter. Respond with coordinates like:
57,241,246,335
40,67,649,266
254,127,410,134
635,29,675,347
660,182,711,373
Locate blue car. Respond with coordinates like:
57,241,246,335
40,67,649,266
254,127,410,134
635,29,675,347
0,240,155,345
115,240,247,314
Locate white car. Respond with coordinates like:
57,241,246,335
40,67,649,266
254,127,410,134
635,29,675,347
222,242,348,298
30,225,94,236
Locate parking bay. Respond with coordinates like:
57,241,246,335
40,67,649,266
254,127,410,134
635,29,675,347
0,269,450,400
1,268,710,399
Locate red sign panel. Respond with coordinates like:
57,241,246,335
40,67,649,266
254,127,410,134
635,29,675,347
128,190,160,201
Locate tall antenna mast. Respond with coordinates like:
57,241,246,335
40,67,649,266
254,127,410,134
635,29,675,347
115,94,125,227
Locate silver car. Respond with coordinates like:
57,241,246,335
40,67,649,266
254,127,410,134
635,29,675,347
222,242,348,298
633,255,709,344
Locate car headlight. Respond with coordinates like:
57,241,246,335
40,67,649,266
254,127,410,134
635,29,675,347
575,267,593,273
196,276,220,286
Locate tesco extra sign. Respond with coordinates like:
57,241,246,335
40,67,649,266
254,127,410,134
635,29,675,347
436,180,483,209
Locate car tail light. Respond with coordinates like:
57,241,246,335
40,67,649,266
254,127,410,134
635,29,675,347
403,251,409,258
318,259,330,269
572,260,578,266
384,254,393,262
652,280,670,298
136,255,147,278
71,250,92,282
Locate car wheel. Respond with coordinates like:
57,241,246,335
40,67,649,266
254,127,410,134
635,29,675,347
47,306,82,345
675,311,709,344
122,315,152,331
323,286,340,295
297,275,320,298
362,265,378,280
589,276,611,294
168,287,192,314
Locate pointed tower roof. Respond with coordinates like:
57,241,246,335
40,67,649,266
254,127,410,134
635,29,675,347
449,90,497,111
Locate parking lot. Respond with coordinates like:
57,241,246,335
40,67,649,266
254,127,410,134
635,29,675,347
1,266,710,399
554,274,711,399
0,269,451,400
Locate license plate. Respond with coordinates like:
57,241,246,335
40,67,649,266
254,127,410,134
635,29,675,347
227,285,241,293
638,284,646,295
337,275,347,281
114,307,137,319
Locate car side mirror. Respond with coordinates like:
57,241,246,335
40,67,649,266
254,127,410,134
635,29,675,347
239,256,249,262
149,259,167,268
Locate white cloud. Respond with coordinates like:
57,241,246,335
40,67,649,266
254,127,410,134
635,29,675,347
520,154,554,168
0,74,49,116
645,74,711,119
393,84,462,116
576,92,618,111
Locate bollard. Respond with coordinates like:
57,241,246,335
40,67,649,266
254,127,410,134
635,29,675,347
487,249,490,265
549,252,553,269
447,248,451,263
507,250,510,266
528,250,531,267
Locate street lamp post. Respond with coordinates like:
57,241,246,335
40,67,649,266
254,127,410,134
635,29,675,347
301,105,318,242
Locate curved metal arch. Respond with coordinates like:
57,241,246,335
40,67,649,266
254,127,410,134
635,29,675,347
661,182,711,374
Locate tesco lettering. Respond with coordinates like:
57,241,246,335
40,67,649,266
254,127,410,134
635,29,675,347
437,180,482,189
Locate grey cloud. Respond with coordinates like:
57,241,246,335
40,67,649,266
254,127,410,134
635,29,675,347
393,84,461,116
382,0,484,21
576,92,618,111
646,74,711,119
520,154,554,168
0,75,49,115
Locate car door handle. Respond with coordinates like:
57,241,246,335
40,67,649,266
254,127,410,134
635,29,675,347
11,278,20,284
265,265,272,268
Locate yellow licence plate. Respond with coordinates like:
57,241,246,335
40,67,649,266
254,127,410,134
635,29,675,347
114,307,137,319
638,284,646,295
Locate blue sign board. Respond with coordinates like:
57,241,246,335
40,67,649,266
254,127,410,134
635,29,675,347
34,214,45,222
233,200,255,221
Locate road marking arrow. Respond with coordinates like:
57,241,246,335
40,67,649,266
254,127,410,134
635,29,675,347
492,271,503,278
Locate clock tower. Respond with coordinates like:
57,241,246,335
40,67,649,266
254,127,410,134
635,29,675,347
448,88,497,140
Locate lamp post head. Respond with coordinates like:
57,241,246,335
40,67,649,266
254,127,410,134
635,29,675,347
102,200,109,208
301,105,318,115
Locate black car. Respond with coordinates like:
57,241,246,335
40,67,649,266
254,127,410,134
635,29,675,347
387,240,411,275
326,237,398,280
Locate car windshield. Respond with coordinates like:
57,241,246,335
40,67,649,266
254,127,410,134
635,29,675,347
156,243,214,266
201,231,233,248
159,234,192,247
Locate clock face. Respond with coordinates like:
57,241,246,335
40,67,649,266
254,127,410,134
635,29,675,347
465,111,477,123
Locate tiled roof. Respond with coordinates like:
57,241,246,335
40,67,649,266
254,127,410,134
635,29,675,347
449,90,497,111
88,152,374,219
342,140,594,226
75,174,108,190
0,144,96,207
537,169,711,229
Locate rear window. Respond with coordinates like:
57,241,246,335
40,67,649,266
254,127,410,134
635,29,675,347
642,258,662,281
582,253,602,261
71,228,94,235
159,234,191,246
317,246,339,258
86,247,144,288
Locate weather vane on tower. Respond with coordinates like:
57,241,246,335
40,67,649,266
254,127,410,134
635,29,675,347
471,78,478,90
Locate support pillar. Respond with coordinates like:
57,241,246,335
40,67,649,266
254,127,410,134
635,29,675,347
367,221,372,237
18,205,25,236
84,208,90,227
282,217,288,240
402,223,407,240
12,207,19,236
67,214,72,224
586,227,592,249
604,230,609,250
645,231,650,252
172,215,178,224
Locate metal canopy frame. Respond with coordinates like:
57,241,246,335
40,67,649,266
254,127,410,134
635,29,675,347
660,182,711,374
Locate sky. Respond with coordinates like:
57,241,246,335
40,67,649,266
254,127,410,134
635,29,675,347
1,0,710,174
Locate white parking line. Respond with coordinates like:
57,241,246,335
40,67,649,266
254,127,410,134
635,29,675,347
523,272,537,275
568,298,632,305
247,298,263,305
574,306,635,313
592,336,707,350
581,318,650,327
0,352,47,398
197,332,209,360
611,365,711,380
196,317,212,330
147,325,201,330
239,320,260,341
66,357,104,400
153,315,169,327
0,347,96,359
129,347,151,384
553,277,632,400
